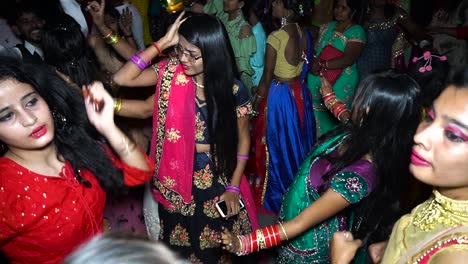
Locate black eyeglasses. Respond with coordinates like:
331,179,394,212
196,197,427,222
174,45,202,63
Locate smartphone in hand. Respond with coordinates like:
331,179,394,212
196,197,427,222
215,199,245,218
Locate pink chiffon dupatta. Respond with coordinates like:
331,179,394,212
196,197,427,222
149,58,258,229
150,59,196,209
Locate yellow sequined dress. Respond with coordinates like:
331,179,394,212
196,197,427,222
381,189,468,263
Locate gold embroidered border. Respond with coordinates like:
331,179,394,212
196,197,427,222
154,178,196,216
153,57,178,173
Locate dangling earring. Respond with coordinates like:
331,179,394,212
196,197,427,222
52,111,68,131
281,17,287,27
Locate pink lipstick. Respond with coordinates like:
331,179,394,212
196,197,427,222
410,150,431,167
30,125,47,139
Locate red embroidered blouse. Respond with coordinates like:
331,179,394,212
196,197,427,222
0,150,154,264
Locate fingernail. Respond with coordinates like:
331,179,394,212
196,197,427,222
95,100,104,112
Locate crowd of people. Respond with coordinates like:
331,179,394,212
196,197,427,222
0,0,467,263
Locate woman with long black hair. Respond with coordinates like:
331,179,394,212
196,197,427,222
221,70,422,263
112,12,258,262
0,59,153,264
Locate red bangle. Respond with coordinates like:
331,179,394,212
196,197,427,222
250,231,258,252
152,42,164,56
324,95,337,105
332,103,346,115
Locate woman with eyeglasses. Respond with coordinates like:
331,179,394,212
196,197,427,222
112,12,258,263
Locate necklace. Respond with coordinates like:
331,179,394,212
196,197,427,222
281,17,297,28
413,190,468,231
193,79,204,89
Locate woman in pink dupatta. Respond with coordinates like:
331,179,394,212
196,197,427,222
112,12,259,263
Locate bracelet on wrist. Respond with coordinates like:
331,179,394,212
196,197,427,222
226,185,240,194
130,52,151,70
103,31,121,45
237,153,249,160
152,42,164,56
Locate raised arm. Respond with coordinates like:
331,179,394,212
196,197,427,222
112,11,186,87
119,7,138,49
83,81,150,171
86,1,137,60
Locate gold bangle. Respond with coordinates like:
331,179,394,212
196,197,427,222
326,98,339,110
114,97,122,114
236,235,243,256
104,32,121,45
278,222,289,241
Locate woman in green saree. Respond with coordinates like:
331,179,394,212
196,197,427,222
308,0,366,135
221,70,422,263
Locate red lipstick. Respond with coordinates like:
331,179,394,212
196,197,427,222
30,125,47,139
410,149,431,167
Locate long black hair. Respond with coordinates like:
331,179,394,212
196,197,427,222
178,14,239,179
319,69,422,244
0,58,124,194
42,15,109,91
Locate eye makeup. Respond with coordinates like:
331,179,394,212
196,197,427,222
445,126,468,142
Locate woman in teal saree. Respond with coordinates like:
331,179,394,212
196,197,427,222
221,70,422,263
308,0,366,135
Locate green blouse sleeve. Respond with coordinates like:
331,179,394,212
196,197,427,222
203,0,223,17
331,171,369,204
232,33,256,89
234,34,256,72
344,25,366,44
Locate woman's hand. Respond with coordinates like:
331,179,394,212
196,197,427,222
119,7,133,37
221,227,241,254
368,241,388,264
330,231,362,264
319,76,333,96
252,96,263,115
310,58,320,75
86,0,106,27
158,11,187,50
82,81,116,135
219,191,240,218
